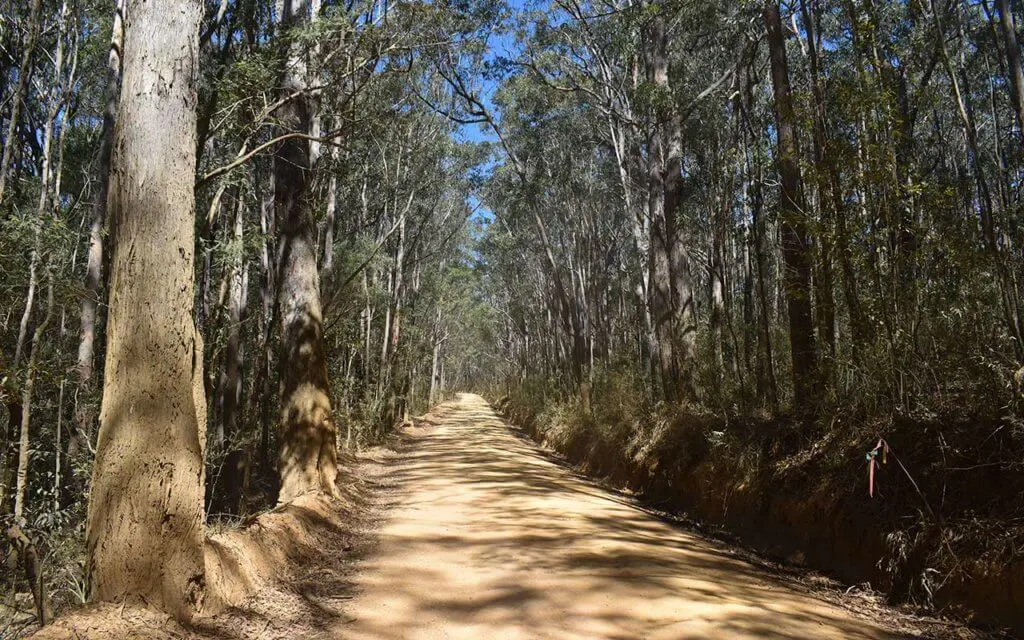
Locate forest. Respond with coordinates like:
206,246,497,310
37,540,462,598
1,0,1024,636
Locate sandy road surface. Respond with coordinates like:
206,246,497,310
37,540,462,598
335,394,909,640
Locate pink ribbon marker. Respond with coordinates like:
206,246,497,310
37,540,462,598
867,438,889,497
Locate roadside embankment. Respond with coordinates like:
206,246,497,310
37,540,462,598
495,386,1024,636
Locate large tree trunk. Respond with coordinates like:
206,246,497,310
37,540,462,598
274,0,339,503
645,10,696,403
764,2,819,415
798,0,838,376
85,0,206,621
218,194,246,514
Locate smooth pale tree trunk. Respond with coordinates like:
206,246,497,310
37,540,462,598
741,171,756,379
54,378,65,512
429,340,442,406
76,0,123,416
764,2,819,415
322,164,337,273
429,306,442,406
750,149,779,410
390,215,407,355
363,269,373,388
708,171,730,379
14,275,54,521
85,0,206,621
13,251,37,374
70,0,121,507
218,195,246,514
274,0,339,503
379,211,408,420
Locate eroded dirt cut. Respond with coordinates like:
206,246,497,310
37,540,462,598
335,394,922,640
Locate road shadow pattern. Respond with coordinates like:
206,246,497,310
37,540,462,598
334,394,911,640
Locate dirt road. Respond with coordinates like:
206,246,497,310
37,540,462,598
335,394,912,640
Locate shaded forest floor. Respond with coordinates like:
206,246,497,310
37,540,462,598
21,395,995,639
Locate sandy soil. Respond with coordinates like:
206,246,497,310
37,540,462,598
331,394,972,640
24,393,990,639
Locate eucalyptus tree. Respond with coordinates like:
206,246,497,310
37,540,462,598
484,0,1024,425
85,0,207,620
763,1,818,415
272,0,341,503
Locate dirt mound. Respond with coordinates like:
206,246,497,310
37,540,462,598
26,450,389,639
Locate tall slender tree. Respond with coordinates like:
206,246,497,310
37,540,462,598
69,0,125,507
764,1,818,414
644,8,697,402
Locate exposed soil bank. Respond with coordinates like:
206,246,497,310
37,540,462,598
25,453,380,639
495,394,1022,637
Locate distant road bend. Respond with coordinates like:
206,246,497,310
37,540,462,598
336,394,905,640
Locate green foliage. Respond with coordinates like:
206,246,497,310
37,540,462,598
2,0,1024,625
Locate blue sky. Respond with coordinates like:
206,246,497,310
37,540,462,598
452,0,530,224
453,0,532,146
